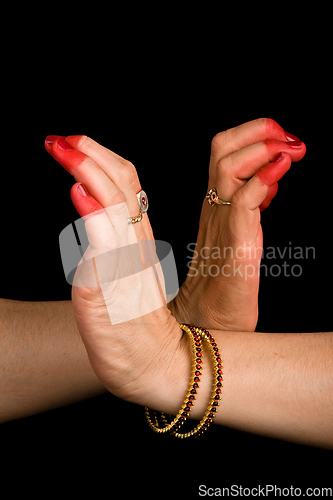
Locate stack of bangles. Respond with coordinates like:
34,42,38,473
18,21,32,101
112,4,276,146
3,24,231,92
145,324,223,438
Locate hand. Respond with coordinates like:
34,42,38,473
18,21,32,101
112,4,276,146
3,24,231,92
45,135,183,406
168,118,306,331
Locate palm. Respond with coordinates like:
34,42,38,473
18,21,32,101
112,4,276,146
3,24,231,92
170,203,262,331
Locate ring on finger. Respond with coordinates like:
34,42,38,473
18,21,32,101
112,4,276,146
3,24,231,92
128,211,143,224
206,188,231,206
128,190,149,224
137,190,149,212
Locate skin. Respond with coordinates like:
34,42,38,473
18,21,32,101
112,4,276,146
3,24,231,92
0,299,106,423
46,118,306,332
38,119,332,448
3,119,328,450
169,121,306,330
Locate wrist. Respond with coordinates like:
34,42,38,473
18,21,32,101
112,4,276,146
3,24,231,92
145,324,223,438
146,320,216,422
168,287,196,325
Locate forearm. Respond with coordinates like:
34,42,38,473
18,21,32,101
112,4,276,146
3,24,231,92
2,298,332,448
158,328,333,449
0,299,106,423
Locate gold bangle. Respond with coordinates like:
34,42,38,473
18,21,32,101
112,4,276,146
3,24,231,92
144,324,203,434
145,324,223,439
173,325,223,438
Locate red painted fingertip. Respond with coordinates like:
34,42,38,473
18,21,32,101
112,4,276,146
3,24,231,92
70,183,103,218
57,138,73,151
256,152,291,186
49,138,88,174
284,131,300,142
45,135,65,148
287,141,303,149
259,183,279,212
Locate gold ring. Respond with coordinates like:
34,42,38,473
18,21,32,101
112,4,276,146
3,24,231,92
128,190,149,224
206,188,231,206
128,211,143,224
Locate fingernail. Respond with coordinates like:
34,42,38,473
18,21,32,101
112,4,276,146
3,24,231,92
77,183,89,197
45,135,64,145
284,131,300,142
272,152,283,162
287,141,303,149
57,138,73,151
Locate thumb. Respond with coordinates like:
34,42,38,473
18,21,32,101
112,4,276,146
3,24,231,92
229,152,292,242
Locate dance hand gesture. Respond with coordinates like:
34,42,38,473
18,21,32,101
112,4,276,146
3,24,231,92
44,118,306,399
169,118,306,331
46,135,183,404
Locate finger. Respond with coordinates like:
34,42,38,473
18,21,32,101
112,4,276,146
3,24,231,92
65,135,142,220
229,153,292,243
209,118,300,187
45,137,126,210
64,135,153,242
67,144,166,308
211,118,297,161
70,182,104,219
242,152,292,210
215,139,305,201
259,183,279,212
48,136,143,245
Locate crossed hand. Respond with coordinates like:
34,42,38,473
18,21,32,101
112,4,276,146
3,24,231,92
45,118,305,404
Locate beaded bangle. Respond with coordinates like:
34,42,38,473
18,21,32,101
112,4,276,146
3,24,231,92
173,325,222,438
144,324,203,434
145,324,223,439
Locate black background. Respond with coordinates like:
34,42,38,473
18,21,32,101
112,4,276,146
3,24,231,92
1,9,332,498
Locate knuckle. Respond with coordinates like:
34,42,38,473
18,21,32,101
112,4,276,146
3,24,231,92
258,117,279,135
211,130,227,153
122,159,136,172
211,125,239,156
216,154,232,175
117,161,135,187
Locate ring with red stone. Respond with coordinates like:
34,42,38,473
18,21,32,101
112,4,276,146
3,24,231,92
137,190,149,213
128,191,148,224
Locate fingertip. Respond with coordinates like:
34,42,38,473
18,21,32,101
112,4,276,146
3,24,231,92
70,182,104,218
65,135,88,149
45,135,65,151
257,152,292,186
47,138,88,173
259,183,279,212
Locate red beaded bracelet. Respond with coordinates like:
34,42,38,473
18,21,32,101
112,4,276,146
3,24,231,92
145,324,203,434
145,324,223,438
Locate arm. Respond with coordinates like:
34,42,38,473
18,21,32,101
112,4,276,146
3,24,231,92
2,119,303,422
43,132,332,450
0,298,106,423
2,299,331,448
171,328,333,449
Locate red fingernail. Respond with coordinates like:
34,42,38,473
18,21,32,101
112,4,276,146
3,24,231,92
287,141,303,149
284,131,300,142
272,152,283,163
45,135,64,145
57,138,73,151
77,183,89,197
